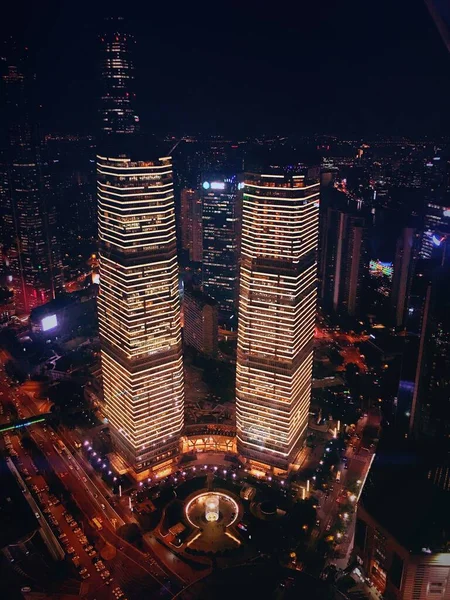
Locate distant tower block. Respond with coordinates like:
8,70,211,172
205,494,219,522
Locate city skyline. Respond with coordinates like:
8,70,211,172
2,0,450,137
1,4,450,599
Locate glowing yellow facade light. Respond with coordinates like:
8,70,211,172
236,171,319,470
97,155,184,474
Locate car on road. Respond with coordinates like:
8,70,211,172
73,527,81,535
67,547,75,555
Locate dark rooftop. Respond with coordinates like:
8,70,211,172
184,289,217,307
0,459,38,549
29,294,76,320
178,564,347,600
361,438,450,553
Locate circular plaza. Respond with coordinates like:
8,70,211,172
183,489,243,553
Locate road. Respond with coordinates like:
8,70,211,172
0,362,183,599
310,412,379,564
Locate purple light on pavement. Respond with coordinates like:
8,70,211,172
88,446,92,451
92,452,97,456
84,441,89,446
108,471,112,475
139,482,143,487
193,467,196,471
97,458,101,463
232,473,236,478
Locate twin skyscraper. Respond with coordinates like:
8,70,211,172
97,19,320,478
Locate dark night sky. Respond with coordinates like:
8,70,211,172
2,0,450,136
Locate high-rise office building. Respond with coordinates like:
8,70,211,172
319,205,366,317
236,167,320,470
99,17,138,136
180,188,194,254
1,43,63,314
420,197,450,263
97,150,184,475
391,228,420,328
355,442,450,600
191,191,203,263
409,263,450,445
183,290,218,355
201,173,241,323
180,188,202,262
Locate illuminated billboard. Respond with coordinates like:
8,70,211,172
41,314,58,332
369,260,393,280
202,181,225,190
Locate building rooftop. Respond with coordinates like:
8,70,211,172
184,289,217,307
0,460,37,549
361,438,450,553
30,295,76,321
178,564,347,599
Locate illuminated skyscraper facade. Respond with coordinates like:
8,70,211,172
97,152,184,474
236,168,320,470
99,17,138,136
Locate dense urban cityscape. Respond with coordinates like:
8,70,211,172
1,2,450,599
